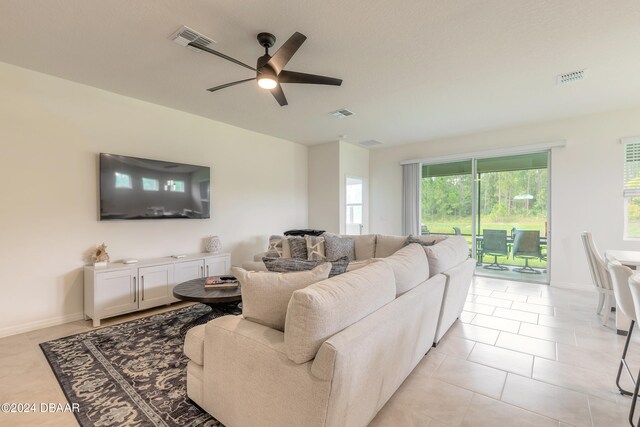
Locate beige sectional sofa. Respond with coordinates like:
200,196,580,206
183,234,474,427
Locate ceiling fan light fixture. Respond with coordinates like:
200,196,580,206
257,77,277,89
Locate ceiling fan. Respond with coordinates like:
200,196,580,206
188,32,342,106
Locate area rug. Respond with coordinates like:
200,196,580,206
40,302,242,427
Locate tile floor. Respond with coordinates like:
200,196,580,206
0,277,637,426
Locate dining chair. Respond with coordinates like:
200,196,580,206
481,229,509,270
581,231,616,325
512,230,542,274
624,272,640,426
607,261,637,399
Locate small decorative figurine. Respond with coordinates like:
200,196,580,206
92,243,110,267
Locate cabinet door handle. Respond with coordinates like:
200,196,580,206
200,265,204,277
133,276,137,303
206,265,209,276
141,276,145,301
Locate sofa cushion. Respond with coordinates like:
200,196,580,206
263,256,349,278
284,261,396,364
374,235,408,258
382,243,430,296
346,259,374,272
305,235,326,261
285,236,308,259
344,234,377,260
232,264,331,331
423,236,470,277
184,324,206,365
266,235,284,258
323,233,356,261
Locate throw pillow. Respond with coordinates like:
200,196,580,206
405,234,437,247
286,236,308,259
266,235,284,258
263,256,349,277
323,233,356,261
231,263,331,332
305,235,326,261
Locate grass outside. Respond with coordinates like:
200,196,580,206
628,221,640,238
424,217,547,268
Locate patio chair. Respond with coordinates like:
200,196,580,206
581,231,616,325
512,230,542,274
453,227,461,235
481,229,509,270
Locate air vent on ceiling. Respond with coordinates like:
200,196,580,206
557,69,587,85
171,25,215,52
330,108,355,118
359,139,384,147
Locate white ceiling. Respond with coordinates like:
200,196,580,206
1,0,640,147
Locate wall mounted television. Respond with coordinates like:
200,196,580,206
99,153,210,220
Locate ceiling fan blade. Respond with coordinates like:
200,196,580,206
270,84,288,106
278,70,342,86
266,32,307,75
189,42,258,72
207,78,256,92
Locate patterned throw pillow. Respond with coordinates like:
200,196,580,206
305,235,326,261
262,256,349,277
323,233,356,261
286,236,308,259
405,235,436,247
266,235,284,258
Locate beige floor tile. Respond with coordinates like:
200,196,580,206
463,302,495,316
471,314,521,333
496,332,556,359
511,301,555,315
460,394,559,427
556,342,620,376
474,296,513,308
392,376,474,426
488,291,528,302
532,357,621,402
459,311,476,324
414,350,448,378
493,307,539,324
0,335,32,358
501,374,592,427
526,296,558,307
588,395,633,427
432,356,507,399
434,335,476,359
574,329,628,354
518,323,577,345
468,287,494,296
468,343,533,377
450,323,500,345
538,314,593,331
472,280,509,292
24,323,90,344
504,287,544,297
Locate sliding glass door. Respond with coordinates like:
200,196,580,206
421,152,550,284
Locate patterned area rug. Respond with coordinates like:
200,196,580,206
40,303,242,427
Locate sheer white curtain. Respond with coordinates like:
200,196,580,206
402,163,421,236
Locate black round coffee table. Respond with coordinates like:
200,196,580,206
173,277,242,336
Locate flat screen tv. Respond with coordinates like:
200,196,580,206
99,153,210,220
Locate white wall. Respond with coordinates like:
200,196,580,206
0,62,308,337
370,107,640,289
308,142,340,233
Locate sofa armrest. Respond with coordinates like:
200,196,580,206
201,316,332,427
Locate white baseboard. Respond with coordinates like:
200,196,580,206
0,312,85,339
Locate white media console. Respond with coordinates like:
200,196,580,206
83,253,231,327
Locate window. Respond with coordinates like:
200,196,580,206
164,179,185,192
114,172,132,189
346,177,364,235
624,140,640,238
142,177,159,191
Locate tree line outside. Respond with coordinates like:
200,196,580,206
421,168,548,267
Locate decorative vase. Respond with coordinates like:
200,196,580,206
205,235,222,254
